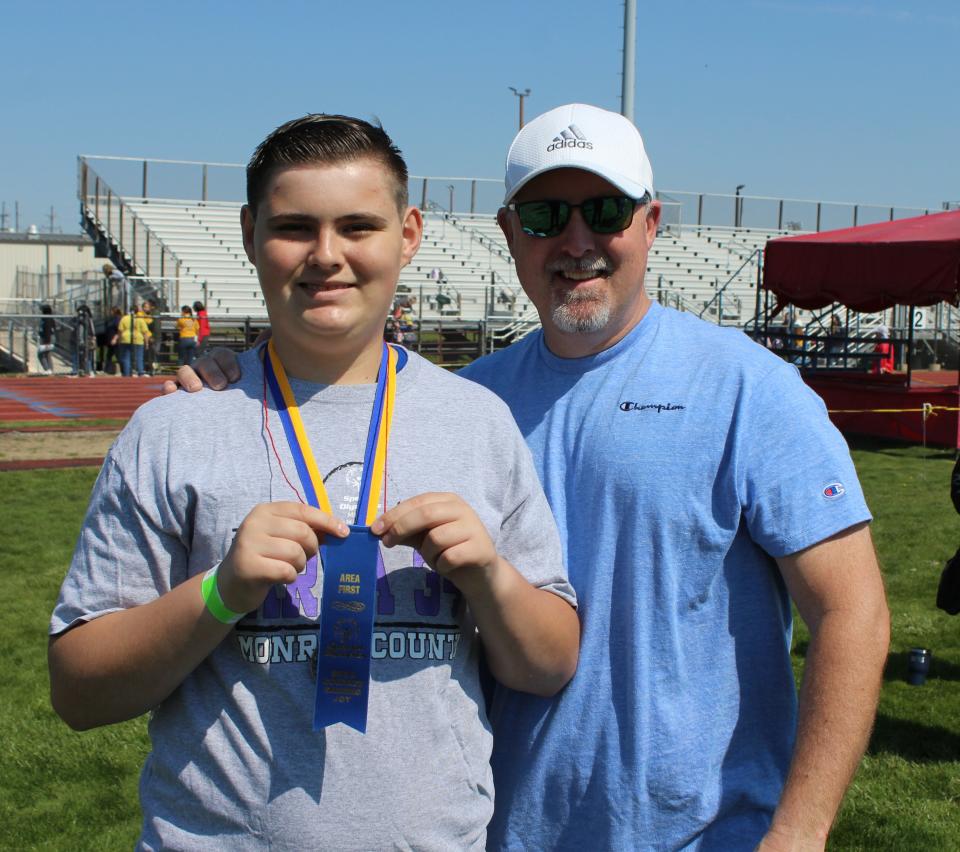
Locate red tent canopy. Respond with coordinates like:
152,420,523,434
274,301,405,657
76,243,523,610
763,210,960,312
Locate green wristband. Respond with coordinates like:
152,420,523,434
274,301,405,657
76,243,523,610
201,566,245,624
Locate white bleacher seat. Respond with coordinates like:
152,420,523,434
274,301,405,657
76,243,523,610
115,198,789,327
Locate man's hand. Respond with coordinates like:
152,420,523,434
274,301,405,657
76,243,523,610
371,493,499,594
219,502,349,613
161,347,243,394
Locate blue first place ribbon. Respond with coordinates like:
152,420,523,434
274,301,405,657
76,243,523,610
315,527,381,732
263,340,404,733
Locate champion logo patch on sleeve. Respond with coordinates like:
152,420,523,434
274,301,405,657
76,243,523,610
822,482,846,499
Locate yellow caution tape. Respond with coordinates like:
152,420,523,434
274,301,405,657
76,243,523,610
827,404,959,416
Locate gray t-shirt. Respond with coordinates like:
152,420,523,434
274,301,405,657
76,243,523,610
51,347,574,851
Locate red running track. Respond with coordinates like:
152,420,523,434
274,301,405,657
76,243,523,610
0,375,168,422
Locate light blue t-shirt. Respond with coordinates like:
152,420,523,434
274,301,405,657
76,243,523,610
460,302,871,851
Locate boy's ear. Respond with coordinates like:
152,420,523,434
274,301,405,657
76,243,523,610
240,205,256,266
400,206,423,268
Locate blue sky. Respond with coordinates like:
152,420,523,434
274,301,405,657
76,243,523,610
2,0,957,233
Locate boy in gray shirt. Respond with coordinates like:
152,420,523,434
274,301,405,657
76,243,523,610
49,114,578,851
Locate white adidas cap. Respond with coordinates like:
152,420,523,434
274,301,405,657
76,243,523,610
503,103,654,204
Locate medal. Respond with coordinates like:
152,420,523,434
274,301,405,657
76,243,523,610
263,339,401,732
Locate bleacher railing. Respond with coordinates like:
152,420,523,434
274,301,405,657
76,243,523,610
0,314,35,371
0,301,75,374
422,207,527,307
656,190,933,233
15,269,103,307
78,158,188,307
16,264,204,330
79,154,937,233
655,289,703,316
74,154,957,361
698,249,762,325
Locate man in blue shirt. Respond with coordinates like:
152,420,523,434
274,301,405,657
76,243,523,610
174,103,890,851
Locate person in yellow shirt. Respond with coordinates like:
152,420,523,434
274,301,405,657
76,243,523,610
142,301,159,375
177,305,200,367
117,305,151,377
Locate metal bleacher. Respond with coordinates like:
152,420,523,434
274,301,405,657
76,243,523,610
122,200,260,313
78,155,944,361
117,200,529,325
111,197,781,329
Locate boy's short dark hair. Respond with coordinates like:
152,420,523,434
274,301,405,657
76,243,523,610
246,114,409,213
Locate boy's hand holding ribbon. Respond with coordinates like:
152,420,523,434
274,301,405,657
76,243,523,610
372,492,502,592
371,493,577,697
215,502,349,618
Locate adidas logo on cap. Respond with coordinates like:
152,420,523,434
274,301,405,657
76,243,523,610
547,123,594,152
503,103,653,204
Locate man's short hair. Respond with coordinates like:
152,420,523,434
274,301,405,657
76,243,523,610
246,114,409,214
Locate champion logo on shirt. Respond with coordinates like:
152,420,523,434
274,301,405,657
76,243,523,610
619,401,686,413
822,482,846,499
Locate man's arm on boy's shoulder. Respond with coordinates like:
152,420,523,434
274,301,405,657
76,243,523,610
163,347,243,393
372,493,579,697
163,324,272,393
50,502,348,730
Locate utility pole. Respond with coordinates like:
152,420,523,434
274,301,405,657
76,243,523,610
509,87,531,130
47,206,57,234
621,0,636,121
0,202,7,231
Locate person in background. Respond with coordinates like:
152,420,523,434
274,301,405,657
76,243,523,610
826,314,844,368
38,304,56,374
173,103,890,851
102,262,127,309
103,306,122,375
94,319,108,373
117,304,150,377
141,301,159,375
193,301,210,350
790,321,807,367
938,456,960,615
176,305,199,367
70,304,96,377
872,324,895,374
102,262,126,287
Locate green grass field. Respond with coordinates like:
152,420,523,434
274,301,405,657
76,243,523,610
0,419,128,431
1,438,958,849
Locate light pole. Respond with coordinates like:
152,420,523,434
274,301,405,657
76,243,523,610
447,185,454,214
509,87,531,130
735,184,745,228
621,0,636,121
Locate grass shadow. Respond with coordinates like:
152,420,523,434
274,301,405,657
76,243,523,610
845,434,956,460
793,641,960,761
868,713,960,762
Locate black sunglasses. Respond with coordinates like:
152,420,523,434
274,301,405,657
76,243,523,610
507,192,651,238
